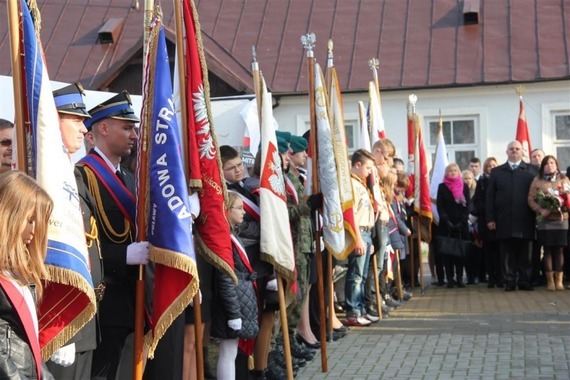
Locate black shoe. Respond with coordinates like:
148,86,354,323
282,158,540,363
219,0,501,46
265,365,286,380
505,284,516,292
334,325,349,333
518,284,534,291
487,282,496,289
296,333,321,349
251,369,268,380
326,331,346,342
457,281,466,288
437,280,446,287
289,338,315,361
402,291,413,301
447,283,454,289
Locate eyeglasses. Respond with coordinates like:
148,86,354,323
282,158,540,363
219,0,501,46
0,139,12,147
223,162,244,172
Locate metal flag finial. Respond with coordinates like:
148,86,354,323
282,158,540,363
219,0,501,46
368,57,379,71
515,85,525,100
301,33,316,57
252,46,257,62
408,94,418,114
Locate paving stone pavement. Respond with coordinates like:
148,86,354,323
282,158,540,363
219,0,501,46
296,283,570,380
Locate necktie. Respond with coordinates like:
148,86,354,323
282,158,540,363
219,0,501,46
115,170,125,185
512,164,518,170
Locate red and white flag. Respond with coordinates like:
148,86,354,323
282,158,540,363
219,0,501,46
516,98,532,162
181,0,234,281
258,75,296,302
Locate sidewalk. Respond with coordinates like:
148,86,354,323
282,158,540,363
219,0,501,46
297,282,570,379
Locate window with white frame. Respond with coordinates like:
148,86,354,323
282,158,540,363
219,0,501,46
552,111,570,173
427,116,479,171
304,119,358,153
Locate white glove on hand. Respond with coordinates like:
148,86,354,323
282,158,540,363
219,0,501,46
266,278,278,291
385,244,395,254
126,241,150,265
188,192,201,220
227,318,242,331
50,343,76,367
468,214,478,224
189,289,202,307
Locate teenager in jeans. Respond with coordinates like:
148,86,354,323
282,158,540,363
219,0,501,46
343,149,377,326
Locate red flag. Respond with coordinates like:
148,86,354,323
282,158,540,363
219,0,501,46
516,99,532,162
412,114,433,243
182,0,234,280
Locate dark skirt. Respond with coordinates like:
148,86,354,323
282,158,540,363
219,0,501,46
537,219,569,247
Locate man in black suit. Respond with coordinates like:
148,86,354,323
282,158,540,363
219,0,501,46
76,91,149,380
486,140,538,291
46,83,105,379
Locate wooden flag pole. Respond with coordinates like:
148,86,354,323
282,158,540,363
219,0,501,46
133,2,155,378
302,32,328,372
7,0,29,173
409,228,415,288
252,47,262,124
276,274,294,380
323,39,336,336
173,1,204,378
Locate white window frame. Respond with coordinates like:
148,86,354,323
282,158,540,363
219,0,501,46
541,103,570,172
424,114,481,171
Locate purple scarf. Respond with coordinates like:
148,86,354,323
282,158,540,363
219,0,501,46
444,175,466,204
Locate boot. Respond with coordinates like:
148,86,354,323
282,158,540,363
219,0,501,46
546,272,555,291
251,369,268,380
554,272,565,291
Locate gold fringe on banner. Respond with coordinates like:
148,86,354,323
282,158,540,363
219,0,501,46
145,246,200,358
39,266,97,359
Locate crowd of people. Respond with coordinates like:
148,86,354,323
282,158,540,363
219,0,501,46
0,83,568,380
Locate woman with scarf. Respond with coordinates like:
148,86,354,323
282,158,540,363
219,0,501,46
528,155,570,291
437,163,471,288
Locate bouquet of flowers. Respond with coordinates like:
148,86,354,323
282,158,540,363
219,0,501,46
536,183,570,222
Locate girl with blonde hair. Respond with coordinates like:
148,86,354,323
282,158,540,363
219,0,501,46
0,171,54,379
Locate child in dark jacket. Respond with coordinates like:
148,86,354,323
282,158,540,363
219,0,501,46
211,191,259,379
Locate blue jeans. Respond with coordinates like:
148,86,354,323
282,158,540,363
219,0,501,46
344,231,372,318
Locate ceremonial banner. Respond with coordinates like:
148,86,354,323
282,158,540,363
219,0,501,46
429,118,449,224
412,114,433,242
358,101,371,151
140,21,198,357
20,0,95,358
258,75,296,302
181,0,234,281
326,65,357,259
516,99,532,162
369,81,386,145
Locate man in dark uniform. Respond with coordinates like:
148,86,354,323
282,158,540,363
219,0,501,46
486,140,538,291
46,83,105,379
76,91,149,380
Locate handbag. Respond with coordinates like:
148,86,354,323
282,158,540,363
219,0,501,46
437,235,471,258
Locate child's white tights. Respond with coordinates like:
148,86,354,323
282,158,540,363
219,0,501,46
216,338,238,380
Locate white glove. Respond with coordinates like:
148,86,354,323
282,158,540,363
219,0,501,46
266,278,278,291
385,244,395,254
468,214,478,224
188,192,201,219
50,343,76,367
126,241,150,265
228,318,242,331
189,289,202,307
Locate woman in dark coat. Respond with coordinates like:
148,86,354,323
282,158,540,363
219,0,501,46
211,192,259,379
437,163,471,288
